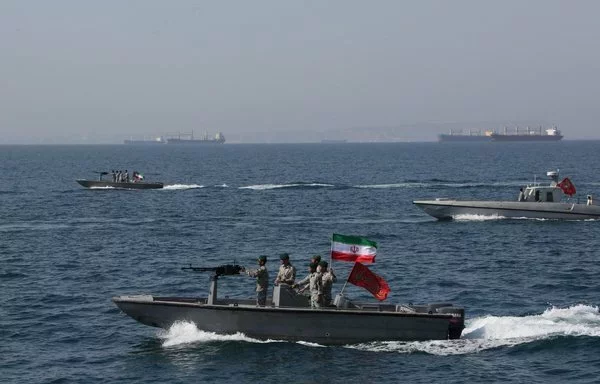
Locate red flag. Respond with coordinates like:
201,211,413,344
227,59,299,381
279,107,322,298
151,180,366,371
347,262,390,301
557,177,576,196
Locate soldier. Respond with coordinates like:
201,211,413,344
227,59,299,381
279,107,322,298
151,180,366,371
311,255,322,265
292,263,313,292
274,253,296,286
308,262,323,309
319,261,337,306
246,255,269,306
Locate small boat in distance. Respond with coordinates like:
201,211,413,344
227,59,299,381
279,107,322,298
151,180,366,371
413,170,600,220
76,172,163,190
113,264,465,345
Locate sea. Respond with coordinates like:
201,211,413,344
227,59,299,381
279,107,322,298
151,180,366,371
2,141,600,384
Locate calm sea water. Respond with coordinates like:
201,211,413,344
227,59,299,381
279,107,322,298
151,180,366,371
2,141,600,383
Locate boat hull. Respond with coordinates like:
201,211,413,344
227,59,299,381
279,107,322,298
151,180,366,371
413,200,600,220
76,179,163,189
112,295,462,344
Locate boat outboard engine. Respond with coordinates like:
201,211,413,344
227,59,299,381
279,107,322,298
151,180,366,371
435,306,465,339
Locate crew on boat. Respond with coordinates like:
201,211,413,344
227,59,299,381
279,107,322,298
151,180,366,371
518,188,525,202
246,255,269,306
587,195,593,206
319,261,337,306
274,253,296,286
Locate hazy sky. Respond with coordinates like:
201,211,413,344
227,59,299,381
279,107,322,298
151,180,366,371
2,0,600,143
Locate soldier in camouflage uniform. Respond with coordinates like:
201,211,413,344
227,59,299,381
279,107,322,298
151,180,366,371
246,255,269,306
308,262,323,309
293,263,314,292
311,255,321,265
319,261,337,306
274,253,296,286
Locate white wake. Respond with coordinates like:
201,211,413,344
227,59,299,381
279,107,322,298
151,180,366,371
161,184,204,190
157,305,600,354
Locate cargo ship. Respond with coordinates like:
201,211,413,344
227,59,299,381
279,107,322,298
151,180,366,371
438,130,494,142
165,131,225,144
438,126,563,142
124,131,225,145
490,126,563,141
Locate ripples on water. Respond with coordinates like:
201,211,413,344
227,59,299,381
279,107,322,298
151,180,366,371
2,142,600,383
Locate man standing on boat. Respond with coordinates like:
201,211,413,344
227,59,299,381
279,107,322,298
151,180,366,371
274,253,296,286
246,255,269,306
308,263,323,309
319,261,337,306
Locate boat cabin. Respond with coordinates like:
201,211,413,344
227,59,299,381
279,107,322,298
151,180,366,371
520,185,563,202
518,170,565,203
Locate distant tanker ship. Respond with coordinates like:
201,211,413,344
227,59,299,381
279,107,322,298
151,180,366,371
490,126,563,141
438,126,563,142
165,131,226,144
124,131,225,145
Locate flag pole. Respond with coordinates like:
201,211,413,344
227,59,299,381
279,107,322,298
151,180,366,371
329,233,333,269
339,262,355,296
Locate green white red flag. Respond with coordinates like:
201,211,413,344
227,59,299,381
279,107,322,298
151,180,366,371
331,233,377,263
347,262,390,301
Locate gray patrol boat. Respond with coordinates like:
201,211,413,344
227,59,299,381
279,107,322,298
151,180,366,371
112,264,465,345
413,170,600,220
76,172,163,190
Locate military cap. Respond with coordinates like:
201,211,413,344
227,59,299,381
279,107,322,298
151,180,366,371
279,253,290,260
258,255,267,262
318,260,328,269
311,255,322,263
309,262,318,271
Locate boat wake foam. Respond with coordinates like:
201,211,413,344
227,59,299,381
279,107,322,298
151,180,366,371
161,184,204,190
157,305,600,353
239,183,334,190
158,321,282,347
453,214,507,221
348,304,600,355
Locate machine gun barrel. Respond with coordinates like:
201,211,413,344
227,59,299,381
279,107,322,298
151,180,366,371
181,264,243,277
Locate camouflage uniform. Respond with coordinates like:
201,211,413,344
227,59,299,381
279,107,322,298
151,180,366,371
294,273,311,291
321,270,337,306
308,271,323,308
247,265,269,306
275,264,296,285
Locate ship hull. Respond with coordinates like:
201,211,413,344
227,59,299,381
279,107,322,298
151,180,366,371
413,200,600,220
76,179,163,189
112,295,462,344
490,134,563,141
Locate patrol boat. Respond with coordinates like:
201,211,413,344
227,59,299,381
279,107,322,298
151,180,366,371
413,170,600,220
112,264,465,345
76,172,164,190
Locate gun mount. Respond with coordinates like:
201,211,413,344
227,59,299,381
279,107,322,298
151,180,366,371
182,264,243,277
181,264,243,305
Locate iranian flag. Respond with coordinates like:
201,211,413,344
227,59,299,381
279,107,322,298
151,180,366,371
331,233,377,263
